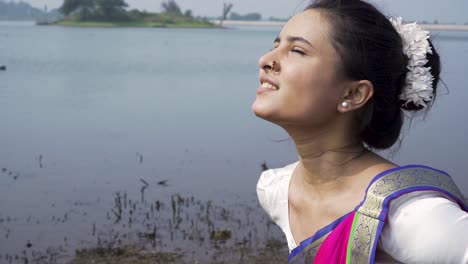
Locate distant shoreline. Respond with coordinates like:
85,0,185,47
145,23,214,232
2,20,467,32
420,24,468,32
213,20,468,32
53,20,216,28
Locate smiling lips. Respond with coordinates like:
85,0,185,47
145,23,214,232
257,81,279,95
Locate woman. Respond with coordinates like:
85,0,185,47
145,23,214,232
253,0,467,263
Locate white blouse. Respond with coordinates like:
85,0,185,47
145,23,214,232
256,162,468,264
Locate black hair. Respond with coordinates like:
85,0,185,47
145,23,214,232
306,0,441,149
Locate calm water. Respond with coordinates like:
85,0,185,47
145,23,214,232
0,21,467,260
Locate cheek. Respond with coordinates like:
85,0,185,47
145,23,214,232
286,68,330,103
281,68,340,120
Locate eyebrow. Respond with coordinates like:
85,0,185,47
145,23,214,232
274,36,314,48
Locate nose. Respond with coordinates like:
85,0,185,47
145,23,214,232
258,50,280,72
258,52,269,70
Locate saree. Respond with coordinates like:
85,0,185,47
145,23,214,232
288,165,468,264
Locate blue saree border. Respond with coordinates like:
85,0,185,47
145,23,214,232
288,211,353,261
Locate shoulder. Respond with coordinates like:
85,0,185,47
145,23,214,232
379,191,468,263
362,164,466,216
256,161,298,220
257,161,298,192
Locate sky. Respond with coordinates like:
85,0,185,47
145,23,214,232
16,0,468,24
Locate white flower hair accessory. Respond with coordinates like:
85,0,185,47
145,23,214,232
390,17,434,108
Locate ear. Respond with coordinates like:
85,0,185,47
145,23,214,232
338,80,374,112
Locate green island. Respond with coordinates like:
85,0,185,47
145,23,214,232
51,0,221,28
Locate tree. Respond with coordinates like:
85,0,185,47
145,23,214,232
229,12,261,21
161,0,182,16
59,0,96,20
59,0,128,21
0,1,47,20
184,9,192,18
219,2,233,26
96,0,128,20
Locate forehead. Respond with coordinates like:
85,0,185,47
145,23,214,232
279,9,332,50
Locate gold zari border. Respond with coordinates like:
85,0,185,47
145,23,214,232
351,167,465,263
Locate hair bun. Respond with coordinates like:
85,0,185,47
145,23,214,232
390,17,438,110
399,39,440,112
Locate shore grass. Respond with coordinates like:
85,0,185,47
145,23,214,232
70,242,288,264
55,20,217,28
3,191,289,263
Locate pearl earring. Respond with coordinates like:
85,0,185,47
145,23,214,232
341,101,349,108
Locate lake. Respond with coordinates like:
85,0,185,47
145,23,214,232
0,21,467,262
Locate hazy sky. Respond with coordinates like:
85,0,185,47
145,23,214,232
18,0,468,24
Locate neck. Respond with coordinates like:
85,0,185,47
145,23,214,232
284,123,368,192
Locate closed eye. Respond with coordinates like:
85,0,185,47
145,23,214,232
292,48,306,55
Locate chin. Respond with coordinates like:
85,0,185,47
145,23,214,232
252,100,279,123
252,100,268,118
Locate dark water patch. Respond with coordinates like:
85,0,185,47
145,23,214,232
0,167,20,180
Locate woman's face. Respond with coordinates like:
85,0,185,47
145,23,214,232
252,9,349,128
